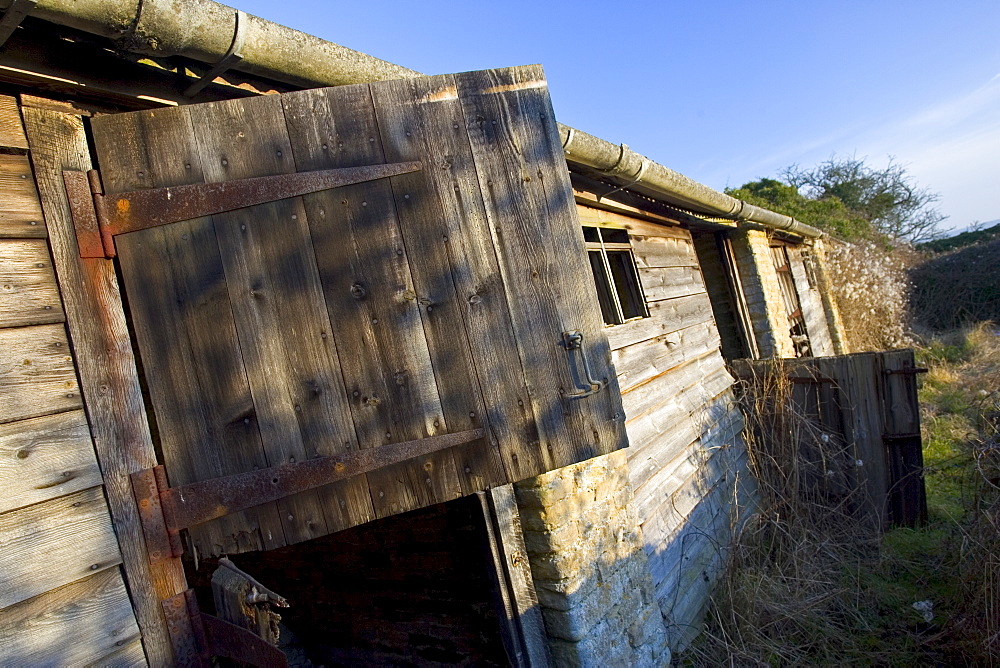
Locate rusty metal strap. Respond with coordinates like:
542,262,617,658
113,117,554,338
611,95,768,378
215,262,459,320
159,428,485,531
183,9,248,97
64,161,422,258
885,367,929,376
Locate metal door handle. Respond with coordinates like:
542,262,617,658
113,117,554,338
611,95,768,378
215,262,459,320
561,331,605,399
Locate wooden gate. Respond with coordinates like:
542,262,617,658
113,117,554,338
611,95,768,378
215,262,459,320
72,66,627,561
732,350,927,528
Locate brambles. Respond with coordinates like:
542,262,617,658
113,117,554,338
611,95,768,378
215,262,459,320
823,239,915,352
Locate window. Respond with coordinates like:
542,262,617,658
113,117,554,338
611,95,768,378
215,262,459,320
583,225,648,326
770,243,811,357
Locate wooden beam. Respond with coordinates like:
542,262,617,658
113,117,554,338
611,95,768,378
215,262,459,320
481,485,552,668
22,103,180,667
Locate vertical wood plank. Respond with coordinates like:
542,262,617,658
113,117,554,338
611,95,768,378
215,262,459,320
91,107,285,557
186,95,374,540
370,74,513,490
854,354,889,528
23,105,178,665
0,153,47,238
881,349,920,435
455,65,628,473
282,85,462,517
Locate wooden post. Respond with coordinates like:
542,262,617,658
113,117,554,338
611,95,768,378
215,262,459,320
479,485,552,668
22,99,184,666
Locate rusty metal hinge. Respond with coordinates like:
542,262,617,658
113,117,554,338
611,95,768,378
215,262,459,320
63,161,422,258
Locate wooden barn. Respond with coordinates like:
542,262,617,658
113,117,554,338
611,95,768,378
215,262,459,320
0,1,922,665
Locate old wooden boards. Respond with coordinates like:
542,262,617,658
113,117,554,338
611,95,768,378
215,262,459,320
89,65,627,557
731,350,927,528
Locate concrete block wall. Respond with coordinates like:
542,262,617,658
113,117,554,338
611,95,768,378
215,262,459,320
514,451,670,667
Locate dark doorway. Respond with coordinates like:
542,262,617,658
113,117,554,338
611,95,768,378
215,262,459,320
189,495,511,666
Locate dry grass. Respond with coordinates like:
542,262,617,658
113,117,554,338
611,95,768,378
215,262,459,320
685,329,1000,666
687,361,887,666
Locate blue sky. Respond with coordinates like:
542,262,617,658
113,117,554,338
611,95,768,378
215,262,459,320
235,0,999,233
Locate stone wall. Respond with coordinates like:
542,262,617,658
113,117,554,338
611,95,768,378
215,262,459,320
514,451,670,667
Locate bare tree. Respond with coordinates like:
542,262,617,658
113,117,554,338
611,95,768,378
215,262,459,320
781,156,946,244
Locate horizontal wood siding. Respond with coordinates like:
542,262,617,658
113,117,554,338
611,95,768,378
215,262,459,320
0,94,145,665
0,153,47,238
0,486,122,608
0,238,64,327
0,323,81,423
0,568,142,665
0,410,102,514
586,205,750,651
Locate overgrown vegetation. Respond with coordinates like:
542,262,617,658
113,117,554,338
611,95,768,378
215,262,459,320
821,238,915,351
684,324,1000,666
910,237,1000,330
727,156,946,244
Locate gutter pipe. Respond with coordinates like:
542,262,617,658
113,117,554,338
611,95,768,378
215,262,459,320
558,125,823,238
2,0,823,238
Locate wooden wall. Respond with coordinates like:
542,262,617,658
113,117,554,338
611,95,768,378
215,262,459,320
580,206,750,650
0,95,146,665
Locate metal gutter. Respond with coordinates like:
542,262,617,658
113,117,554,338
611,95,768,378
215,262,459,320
1,0,823,238
0,0,420,87
558,125,823,238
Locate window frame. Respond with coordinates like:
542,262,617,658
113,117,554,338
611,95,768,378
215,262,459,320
583,224,649,326
770,242,812,357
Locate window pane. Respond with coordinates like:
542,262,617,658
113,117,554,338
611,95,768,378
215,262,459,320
582,226,600,243
600,228,630,244
588,250,619,325
607,250,647,320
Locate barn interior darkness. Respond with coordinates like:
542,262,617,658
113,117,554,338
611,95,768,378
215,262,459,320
187,495,511,666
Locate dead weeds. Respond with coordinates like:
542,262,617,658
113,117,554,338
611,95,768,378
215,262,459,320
684,325,1000,666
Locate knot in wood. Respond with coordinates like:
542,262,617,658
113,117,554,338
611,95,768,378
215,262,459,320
350,282,367,299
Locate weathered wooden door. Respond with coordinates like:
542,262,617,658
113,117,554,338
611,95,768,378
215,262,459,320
87,65,627,558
